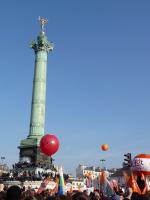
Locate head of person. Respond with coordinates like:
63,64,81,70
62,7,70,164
72,192,89,200
136,195,150,200
131,192,140,200
0,184,4,192
94,191,100,200
6,185,22,200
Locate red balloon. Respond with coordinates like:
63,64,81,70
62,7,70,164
101,144,109,151
40,134,59,156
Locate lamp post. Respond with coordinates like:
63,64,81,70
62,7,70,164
1,157,5,165
100,159,106,170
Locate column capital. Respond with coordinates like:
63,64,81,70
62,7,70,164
31,17,54,53
31,33,54,53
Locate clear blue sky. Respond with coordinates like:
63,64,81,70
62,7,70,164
0,0,150,174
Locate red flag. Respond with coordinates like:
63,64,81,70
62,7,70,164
140,173,145,181
100,171,105,184
123,171,130,184
78,186,81,192
69,186,73,193
127,173,141,193
52,176,59,193
37,178,50,194
124,171,148,194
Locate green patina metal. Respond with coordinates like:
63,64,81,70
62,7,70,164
20,18,54,148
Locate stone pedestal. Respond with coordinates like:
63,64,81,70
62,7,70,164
19,145,51,164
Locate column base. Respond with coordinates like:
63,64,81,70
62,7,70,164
20,137,41,147
19,138,51,164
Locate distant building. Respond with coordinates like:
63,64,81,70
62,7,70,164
76,164,119,179
66,177,86,191
76,164,101,179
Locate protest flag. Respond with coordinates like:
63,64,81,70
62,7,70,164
37,178,50,194
99,171,114,197
58,166,65,195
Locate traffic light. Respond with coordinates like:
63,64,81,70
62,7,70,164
123,153,132,167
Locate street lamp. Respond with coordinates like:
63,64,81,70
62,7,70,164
1,157,5,165
100,159,106,170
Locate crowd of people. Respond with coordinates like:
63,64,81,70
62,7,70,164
13,162,56,171
0,162,149,200
1,162,58,182
0,184,149,200
1,171,54,182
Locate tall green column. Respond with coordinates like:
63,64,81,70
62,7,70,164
20,18,53,149
29,31,53,139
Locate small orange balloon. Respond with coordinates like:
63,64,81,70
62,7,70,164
101,144,109,151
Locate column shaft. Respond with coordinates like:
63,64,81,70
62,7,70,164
28,51,47,138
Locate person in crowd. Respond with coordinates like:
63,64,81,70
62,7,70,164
6,185,22,200
0,191,6,200
89,192,97,200
111,187,120,200
72,192,90,200
124,187,133,200
94,191,100,200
